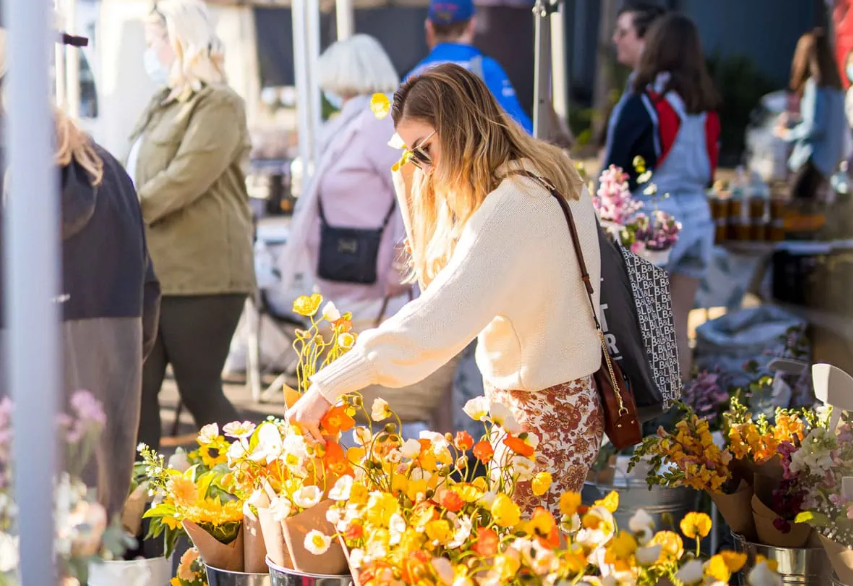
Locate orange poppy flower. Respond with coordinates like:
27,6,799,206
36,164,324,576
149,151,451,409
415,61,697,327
503,434,535,458
320,405,355,435
324,441,352,477
439,489,465,513
473,527,499,557
454,431,474,452
472,441,494,464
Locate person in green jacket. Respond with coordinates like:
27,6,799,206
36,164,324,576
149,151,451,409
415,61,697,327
129,0,255,451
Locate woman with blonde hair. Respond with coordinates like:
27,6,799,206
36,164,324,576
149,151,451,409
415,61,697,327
130,0,255,451
280,34,458,437
288,63,604,514
0,29,160,517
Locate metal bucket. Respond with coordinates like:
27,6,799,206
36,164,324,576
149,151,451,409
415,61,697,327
583,455,698,531
266,558,352,586
205,565,272,586
831,573,848,586
732,533,832,585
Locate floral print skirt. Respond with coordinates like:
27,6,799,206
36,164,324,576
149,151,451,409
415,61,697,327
486,376,604,516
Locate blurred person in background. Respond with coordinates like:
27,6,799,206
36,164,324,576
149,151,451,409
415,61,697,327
0,29,160,517
604,13,721,379
130,0,255,451
408,0,533,133
603,1,666,163
777,29,846,202
278,34,457,437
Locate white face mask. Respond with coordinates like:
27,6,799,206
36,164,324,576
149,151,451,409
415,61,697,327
144,48,170,86
323,90,343,111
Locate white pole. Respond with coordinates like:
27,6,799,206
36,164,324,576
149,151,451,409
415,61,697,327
65,0,81,119
335,0,354,41
55,42,67,109
306,0,323,168
550,1,568,122
292,0,314,179
3,5,61,586
532,0,552,139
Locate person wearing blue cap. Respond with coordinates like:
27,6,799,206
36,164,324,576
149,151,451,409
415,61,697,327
407,0,533,134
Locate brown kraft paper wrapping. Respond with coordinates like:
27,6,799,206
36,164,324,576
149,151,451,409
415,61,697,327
819,534,853,585
243,492,270,574
259,481,293,569
121,482,149,537
709,480,757,542
751,494,811,548
340,536,363,586
282,500,348,576
183,519,244,572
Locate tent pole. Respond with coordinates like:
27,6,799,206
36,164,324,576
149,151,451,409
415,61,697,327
292,0,314,178
65,0,81,119
532,0,558,138
3,1,62,585
550,0,568,123
306,0,323,167
336,0,354,40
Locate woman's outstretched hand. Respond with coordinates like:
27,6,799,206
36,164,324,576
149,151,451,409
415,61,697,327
285,387,332,444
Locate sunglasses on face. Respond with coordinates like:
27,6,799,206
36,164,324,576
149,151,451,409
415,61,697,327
408,131,436,169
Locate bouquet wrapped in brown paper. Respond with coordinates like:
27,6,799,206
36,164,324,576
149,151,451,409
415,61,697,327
183,519,244,572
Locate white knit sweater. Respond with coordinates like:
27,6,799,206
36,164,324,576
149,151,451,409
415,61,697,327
311,163,603,404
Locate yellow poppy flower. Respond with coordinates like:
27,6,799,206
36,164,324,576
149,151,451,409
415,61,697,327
491,494,521,528
425,519,453,545
595,491,619,513
706,554,732,583
531,472,552,496
651,531,684,564
292,293,323,317
679,512,712,539
559,491,582,517
719,551,747,572
609,531,638,560
370,93,391,120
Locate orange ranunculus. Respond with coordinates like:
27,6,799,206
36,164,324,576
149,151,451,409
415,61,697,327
439,489,465,513
503,434,535,458
454,431,474,452
473,527,499,557
324,441,352,476
321,405,355,435
472,441,494,464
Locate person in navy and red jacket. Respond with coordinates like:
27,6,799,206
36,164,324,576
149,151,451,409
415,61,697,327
603,12,720,380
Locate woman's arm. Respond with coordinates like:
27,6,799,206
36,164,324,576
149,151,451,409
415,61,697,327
603,94,657,190
784,82,824,142
137,91,245,225
308,191,528,405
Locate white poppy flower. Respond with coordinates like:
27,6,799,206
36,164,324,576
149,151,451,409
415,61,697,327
304,530,332,555
293,485,322,509
432,557,455,585
269,497,292,522
401,438,422,459
748,561,782,586
371,398,392,422
329,475,354,501
489,401,522,434
635,545,662,565
322,302,341,322
223,421,257,440
389,513,407,545
675,560,705,585
197,423,219,445
462,397,489,421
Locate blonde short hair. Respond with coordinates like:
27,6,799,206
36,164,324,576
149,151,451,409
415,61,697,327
150,0,227,100
318,34,399,97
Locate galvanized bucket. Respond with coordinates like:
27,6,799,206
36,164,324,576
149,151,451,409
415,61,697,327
583,455,698,532
831,573,848,586
205,565,272,586
266,558,352,586
732,533,832,585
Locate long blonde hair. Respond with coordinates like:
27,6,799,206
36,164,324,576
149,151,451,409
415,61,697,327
391,63,583,286
0,28,103,185
149,0,227,101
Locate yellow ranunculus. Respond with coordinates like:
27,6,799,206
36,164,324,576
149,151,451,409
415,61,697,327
559,492,582,517
293,293,323,317
679,512,712,539
608,531,638,560
531,472,552,497
706,554,732,583
595,491,619,513
370,93,391,120
719,551,747,572
651,531,684,565
425,519,453,545
491,494,521,528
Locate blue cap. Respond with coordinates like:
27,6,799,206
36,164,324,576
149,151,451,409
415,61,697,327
428,0,475,25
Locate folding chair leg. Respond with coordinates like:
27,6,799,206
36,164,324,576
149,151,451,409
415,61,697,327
245,297,263,403
171,400,184,437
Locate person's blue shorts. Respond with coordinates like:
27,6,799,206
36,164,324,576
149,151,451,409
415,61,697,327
638,193,714,280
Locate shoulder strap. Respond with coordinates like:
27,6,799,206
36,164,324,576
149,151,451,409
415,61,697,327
317,194,397,230
505,170,601,331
